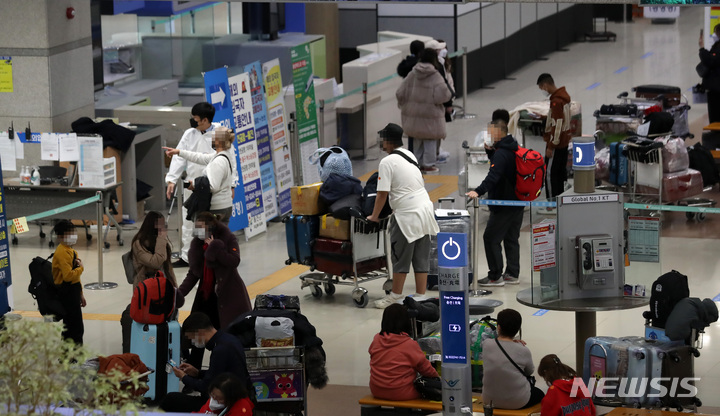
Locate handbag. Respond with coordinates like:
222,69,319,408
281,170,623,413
414,375,442,401
697,62,710,79
122,251,135,285
494,338,536,388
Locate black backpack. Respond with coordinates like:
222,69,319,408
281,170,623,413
643,270,690,329
688,143,720,187
361,172,392,218
28,254,66,319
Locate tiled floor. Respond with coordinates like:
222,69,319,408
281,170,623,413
5,6,720,411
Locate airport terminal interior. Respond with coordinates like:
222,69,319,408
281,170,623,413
2,2,720,415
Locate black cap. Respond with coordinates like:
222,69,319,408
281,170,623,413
378,123,404,143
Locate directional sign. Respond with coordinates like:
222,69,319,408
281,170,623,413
438,232,467,268
204,67,234,132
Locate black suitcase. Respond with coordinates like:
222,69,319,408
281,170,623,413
254,294,301,312
701,130,720,150
634,84,682,108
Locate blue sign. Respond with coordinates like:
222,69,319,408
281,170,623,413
204,67,235,133
437,232,467,268
573,141,595,168
0,160,11,316
440,291,467,364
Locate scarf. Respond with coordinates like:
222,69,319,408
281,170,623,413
201,243,215,300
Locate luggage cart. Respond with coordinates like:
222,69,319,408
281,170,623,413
460,140,489,195
299,215,393,308
246,346,307,416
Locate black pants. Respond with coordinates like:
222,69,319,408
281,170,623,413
59,282,84,345
483,208,524,280
708,91,720,123
545,147,569,199
159,392,207,413
184,291,221,370
524,386,545,408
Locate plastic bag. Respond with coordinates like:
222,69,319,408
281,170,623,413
655,136,689,173
595,147,610,181
255,316,295,347
309,146,352,182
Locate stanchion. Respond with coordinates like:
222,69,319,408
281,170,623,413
318,99,325,146
84,191,117,290
362,82,369,160
454,47,477,120
468,198,502,315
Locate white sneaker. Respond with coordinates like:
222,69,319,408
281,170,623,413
439,149,450,159
410,293,429,301
374,293,404,309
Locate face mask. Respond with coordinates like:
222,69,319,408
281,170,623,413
209,398,225,411
439,49,448,59
191,337,206,349
541,90,550,98
65,235,78,245
194,228,206,240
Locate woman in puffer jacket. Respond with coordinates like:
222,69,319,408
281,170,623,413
396,48,453,173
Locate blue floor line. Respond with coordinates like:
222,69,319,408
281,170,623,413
614,66,629,74
641,52,654,59
586,82,601,90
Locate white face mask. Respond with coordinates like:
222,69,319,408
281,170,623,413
541,89,550,98
439,49,448,59
191,337,206,349
65,234,78,245
194,228,206,240
208,398,225,411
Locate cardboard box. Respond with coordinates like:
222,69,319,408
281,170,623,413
291,183,326,215
319,214,350,241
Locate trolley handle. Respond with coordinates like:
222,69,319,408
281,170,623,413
438,197,455,209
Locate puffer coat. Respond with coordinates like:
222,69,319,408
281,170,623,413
396,62,453,140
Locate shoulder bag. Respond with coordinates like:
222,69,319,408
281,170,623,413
494,338,536,388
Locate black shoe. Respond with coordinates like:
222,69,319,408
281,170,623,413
172,259,189,268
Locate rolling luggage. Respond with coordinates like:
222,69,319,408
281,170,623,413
609,142,629,186
285,215,319,266
130,320,181,401
312,237,386,277
634,85,682,108
636,169,704,202
428,198,472,290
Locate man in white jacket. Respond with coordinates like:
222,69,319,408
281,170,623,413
166,102,222,267
367,123,439,309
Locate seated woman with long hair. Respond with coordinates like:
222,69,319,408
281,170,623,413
195,373,254,416
369,303,438,400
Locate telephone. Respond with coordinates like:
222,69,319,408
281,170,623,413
576,235,615,290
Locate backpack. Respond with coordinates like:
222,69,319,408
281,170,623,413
130,271,176,324
643,270,690,329
515,147,546,201
361,172,392,218
688,143,720,187
319,173,362,206
28,254,66,319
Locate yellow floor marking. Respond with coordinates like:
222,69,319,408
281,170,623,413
13,176,456,323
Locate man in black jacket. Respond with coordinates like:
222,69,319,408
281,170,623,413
466,118,524,287
397,40,425,78
161,312,252,412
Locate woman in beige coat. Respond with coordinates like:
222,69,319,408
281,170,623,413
396,48,453,173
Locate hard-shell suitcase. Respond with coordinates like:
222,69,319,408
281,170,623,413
634,85,682,108
254,294,301,311
583,336,649,407
130,320,181,401
285,215,319,266
609,142,629,186
313,237,386,277
428,197,472,290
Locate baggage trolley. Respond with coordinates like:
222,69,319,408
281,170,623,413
299,215,393,308
246,346,307,416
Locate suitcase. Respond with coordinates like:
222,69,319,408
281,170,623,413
701,130,720,150
254,294,301,311
130,320,181,401
622,337,698,410
634,85,682,108
636,169,704,202
609,142,629,186
313,252,386,278
285,215,319,266
428,198,472,290
583,336,649,407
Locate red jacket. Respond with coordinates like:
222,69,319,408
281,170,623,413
541,379,596,416
369,332,439,401
195,397,254,416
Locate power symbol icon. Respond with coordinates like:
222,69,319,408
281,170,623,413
441,237,461,261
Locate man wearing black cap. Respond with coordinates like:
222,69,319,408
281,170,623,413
367,123,439,309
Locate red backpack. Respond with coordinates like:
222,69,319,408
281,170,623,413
515,147,546,201
130,272,176,324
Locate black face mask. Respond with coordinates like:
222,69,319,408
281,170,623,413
189,118,199,129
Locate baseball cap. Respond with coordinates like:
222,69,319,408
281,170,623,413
378,123,404,143
425,39,447,51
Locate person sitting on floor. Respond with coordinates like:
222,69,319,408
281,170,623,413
482,308,544,409
194,372,255,416
369,303,439,401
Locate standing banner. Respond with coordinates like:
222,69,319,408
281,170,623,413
290,43,321,185
204,67,248,231
243,61,278,221
229,73,266,239
0,163,12,316
262,59,294,216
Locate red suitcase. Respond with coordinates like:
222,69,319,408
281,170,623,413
312,237,386,277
